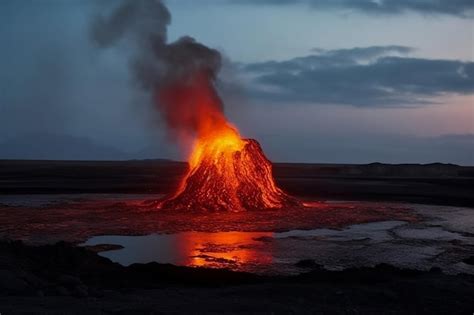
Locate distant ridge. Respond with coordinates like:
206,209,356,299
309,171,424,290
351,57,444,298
0,133,128,161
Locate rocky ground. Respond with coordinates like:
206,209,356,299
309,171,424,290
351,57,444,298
0,196,418,244
0,240,473,314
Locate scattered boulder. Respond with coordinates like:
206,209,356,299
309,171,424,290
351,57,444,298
295,259,321,269
72,284,89,297
463,256,474,265
55,286,70,296
0,270,30,295
58,274,82,287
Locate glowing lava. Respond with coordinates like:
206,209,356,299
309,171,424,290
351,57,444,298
158,72,301,212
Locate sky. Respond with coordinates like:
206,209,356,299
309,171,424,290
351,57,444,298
0,0,473,164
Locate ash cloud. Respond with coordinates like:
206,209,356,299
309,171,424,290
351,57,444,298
90,0,223,139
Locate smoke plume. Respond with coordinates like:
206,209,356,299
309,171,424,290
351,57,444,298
91,0,224,143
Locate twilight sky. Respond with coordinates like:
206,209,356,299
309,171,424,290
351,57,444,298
0,0,473,164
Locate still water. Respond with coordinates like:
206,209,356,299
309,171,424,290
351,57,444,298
82,220,474,275
84,231,273,270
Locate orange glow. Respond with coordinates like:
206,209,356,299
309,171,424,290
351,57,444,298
188,124,244,170
158,72,301,211
175,231,273,269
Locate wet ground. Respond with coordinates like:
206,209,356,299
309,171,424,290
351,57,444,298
83,219,474,275
1,194,473,275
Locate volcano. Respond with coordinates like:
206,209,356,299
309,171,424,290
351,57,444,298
155,72,300,212
158,124,301,212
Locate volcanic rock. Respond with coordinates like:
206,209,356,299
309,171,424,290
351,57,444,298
0,270,30,295
160,139,301,212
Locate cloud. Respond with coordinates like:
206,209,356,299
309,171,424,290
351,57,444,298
244,46,413,72
230,0,474,18
240,46,474,107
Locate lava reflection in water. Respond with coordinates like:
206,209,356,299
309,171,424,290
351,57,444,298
84,231,273,270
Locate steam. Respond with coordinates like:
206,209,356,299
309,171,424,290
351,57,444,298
91,0,224,141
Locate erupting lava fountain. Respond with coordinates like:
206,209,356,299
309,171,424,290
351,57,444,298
158,73,301,212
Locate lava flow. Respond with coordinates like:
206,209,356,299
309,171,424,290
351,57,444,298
158,73,301,212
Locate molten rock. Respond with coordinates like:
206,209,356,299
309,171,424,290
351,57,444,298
159,128,301,212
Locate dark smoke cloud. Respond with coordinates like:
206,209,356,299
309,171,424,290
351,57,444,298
91,0,223,139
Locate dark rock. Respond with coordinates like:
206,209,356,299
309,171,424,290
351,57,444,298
295,259,321,269
382,289,399,300
463,256,474,265
84,244,124,253
0,269,30,294
88,287,104,298
22,272,46,288
72,284,89,297
55,286,70,296
253,236,274,243
429,267,443,273
58,274,82,287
